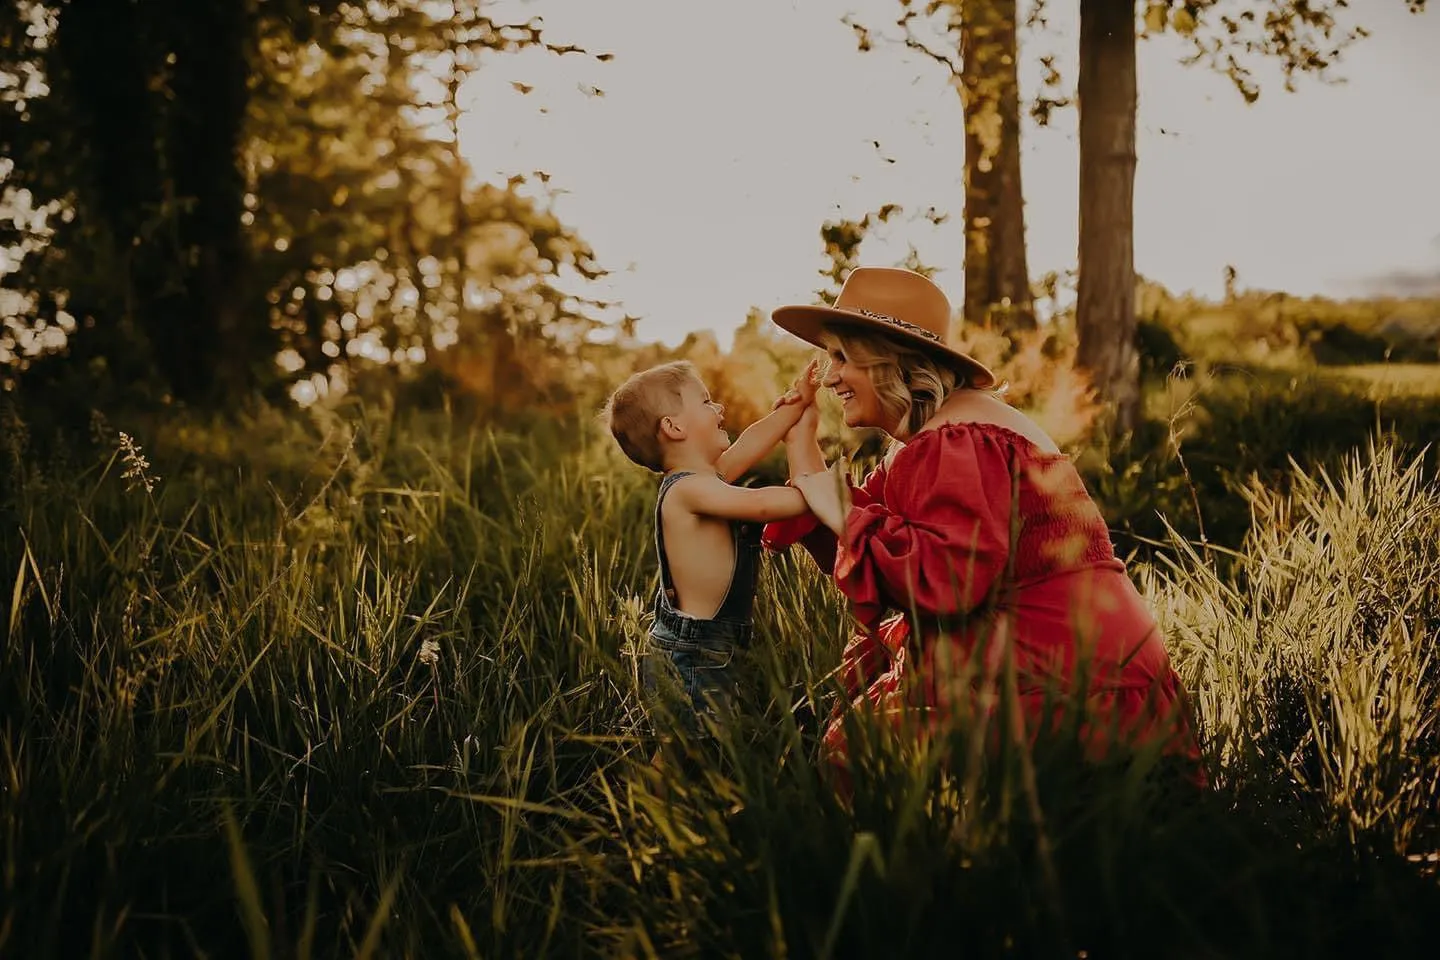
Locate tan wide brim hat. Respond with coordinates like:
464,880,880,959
771,266,996,389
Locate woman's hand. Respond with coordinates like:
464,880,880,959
793,459,852,536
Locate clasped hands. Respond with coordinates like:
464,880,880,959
770,359,851,535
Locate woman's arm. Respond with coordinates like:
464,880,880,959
801,430,1013,618
793,459,852,535
763,449,865,577
784,404,826,480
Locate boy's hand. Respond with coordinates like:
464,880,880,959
792,356,820,406
772,357,820,410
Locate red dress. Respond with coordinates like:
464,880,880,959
763,421,1203,781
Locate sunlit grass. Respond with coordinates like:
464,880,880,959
1322,363,1440,398
2,400,1438,957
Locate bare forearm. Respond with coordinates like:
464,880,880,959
716,405,804,482
742,486,811,522
817,507,849,537
688,481,811,523
785,430,825,479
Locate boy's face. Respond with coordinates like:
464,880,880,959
669,378,730,460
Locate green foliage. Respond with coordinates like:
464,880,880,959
1083,365,1440,553
249,4,610,410
1137,281,1440,370
817,203,907,305
1134,313,1186,377
3,400,1440,957
1140,0,1374,103
0,0,611,414
0,0,278,399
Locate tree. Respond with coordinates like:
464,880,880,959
41,0,319,403
0,0,611,415
246,4,609,413
1075,0,1139,436
1075,0,1431,440
0,0,349,403
958,0,1034,331
848,1,1034,334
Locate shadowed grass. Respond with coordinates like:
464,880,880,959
2,401,1438,957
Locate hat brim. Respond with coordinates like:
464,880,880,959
772,304,997,390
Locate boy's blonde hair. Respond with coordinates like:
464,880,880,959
822,327,967,438
603,361,699,472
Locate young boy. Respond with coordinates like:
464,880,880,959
604,358,819,730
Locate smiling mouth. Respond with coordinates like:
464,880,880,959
836,390,855,403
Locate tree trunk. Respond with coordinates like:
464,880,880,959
159,0,257,404
53,0,164,325
960,0,1034,333
53,0,258,406
1076,0,1139,439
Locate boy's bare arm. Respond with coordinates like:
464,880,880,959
716,358,819,482
671,473,810,523
715,403,807,483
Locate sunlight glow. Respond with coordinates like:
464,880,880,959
454,0,1440,347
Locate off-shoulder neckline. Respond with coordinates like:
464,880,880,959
899,420,1069,463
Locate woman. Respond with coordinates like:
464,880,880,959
763,266,1203,782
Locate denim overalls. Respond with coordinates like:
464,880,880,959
642,470,762,728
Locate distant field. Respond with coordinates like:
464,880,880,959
1323,363,1440,397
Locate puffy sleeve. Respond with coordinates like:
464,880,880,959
834,426,1013,621
762,470,886,576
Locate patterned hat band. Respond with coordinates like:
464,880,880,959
846,306,943,343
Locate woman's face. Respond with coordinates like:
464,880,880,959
822,337,892,433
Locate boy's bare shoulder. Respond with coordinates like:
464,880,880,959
662,472,737,527
664,471,728,505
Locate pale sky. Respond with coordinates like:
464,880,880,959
457,0,1440,348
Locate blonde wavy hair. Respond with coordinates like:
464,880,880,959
821,326,970,438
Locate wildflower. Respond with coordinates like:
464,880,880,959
118,431,159,494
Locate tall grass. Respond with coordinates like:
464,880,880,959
1146,440,1440,854
2,402,1437,958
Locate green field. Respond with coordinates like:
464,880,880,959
1324,363,1440,398
3,397,1440,959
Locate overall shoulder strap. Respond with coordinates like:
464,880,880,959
653,471,695,593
